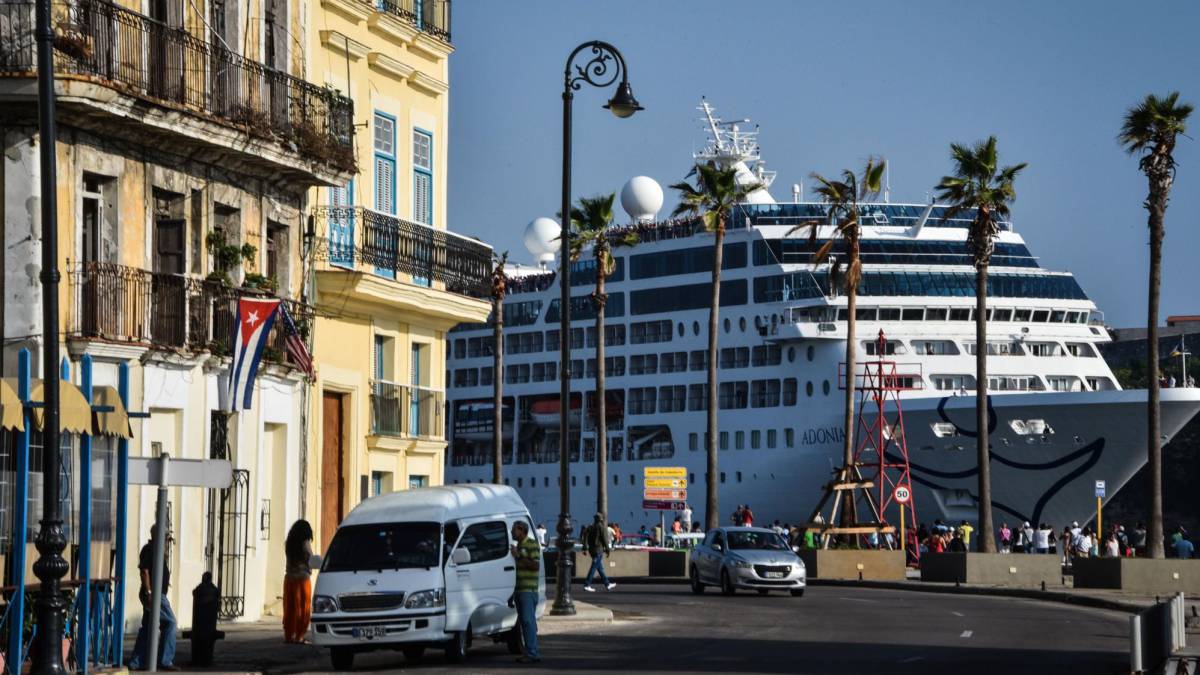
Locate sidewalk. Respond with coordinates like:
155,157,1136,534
142,600,612,674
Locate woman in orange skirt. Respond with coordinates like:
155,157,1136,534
283,519,314,643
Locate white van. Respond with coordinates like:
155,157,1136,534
310,484,545,669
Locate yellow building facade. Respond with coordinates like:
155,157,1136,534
1,0,352,627
303,0,491,549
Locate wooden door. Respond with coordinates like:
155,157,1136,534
320,392,345,552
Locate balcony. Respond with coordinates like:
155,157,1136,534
0,0,354,182
68,261,312,369
370,379,443,439
314,206,490,296
377,0,452,43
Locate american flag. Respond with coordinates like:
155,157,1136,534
279,304,314,376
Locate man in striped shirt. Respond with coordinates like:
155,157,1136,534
511,521,541,663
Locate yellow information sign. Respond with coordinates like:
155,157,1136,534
644,478,687,489
643,466,687,479
643,488,687,500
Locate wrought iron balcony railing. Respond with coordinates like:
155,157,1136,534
69,261,312,368
370,379,444,439
0,0,354,172
312,206,492,298
377,0,451,43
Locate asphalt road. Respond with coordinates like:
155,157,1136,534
284,583,1130,674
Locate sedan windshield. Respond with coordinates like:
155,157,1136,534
726,531,789,551
325,522,440,572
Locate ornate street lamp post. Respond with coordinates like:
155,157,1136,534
33,0,69,673
553,41,642,616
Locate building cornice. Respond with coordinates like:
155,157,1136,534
367,52,415,82
315,270,490,330
320,0,373,23
410,33,453,61
320,30,372,61
367,9,420,46
407,71,448,97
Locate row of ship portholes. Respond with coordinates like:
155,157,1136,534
675,320,816,363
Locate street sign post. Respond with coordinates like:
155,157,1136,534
643,467,687,479
893,484,912,554
643,468,687,545
643,477,687,489
1095,480,1105,543
132,453,232,671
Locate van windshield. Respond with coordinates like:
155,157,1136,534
325,522,441,572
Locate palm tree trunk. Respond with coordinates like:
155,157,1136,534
705,223,724,530
1147,194,1165,559
975,264,996,553
842,273,857,529
492,294,503,484
595,268,608,520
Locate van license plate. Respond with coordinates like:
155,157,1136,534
352,626,387,640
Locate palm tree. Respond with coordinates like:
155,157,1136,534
490,250,508,484
935,138,1026,555
786,159,885,532
568,194,638,519
1119,92,1193,559
671,163,760,530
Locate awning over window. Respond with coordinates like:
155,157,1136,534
91,386,133,439
0,378,23,431
27,379,93,435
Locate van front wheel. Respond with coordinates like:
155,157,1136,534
445,626,471,663
330,646,355,671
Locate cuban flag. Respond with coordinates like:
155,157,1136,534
228,297,281,412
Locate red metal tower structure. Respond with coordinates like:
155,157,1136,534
808,330,921,559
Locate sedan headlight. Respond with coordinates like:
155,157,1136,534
729,558,753,569
404,588,445,609
312,595,338,614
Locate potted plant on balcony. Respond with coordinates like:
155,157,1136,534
242,272,278,293
206,231,256,287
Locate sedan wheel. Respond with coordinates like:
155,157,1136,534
720,569,736,596
690,566,706,594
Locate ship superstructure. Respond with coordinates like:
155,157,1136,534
444,102,1200,530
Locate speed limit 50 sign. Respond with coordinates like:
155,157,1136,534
893,484,912,504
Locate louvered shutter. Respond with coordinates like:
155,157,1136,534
414,171,431,224
375,157,394,214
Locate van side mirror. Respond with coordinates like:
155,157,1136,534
309,554,323,570
712,543,722,552
451,548,471,565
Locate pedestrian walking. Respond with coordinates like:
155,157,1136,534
1133,522,1147,557
128,528,178,671
283,519,314,644
510,521,541,663
681,503,693,532
583,513,617,592
535,522,548,548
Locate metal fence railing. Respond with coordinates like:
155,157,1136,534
370,380,444,439
377,0,451,42
0,0,354,171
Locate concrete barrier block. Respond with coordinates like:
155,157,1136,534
920,552,1060,587
1072,557,1200,594
798,549,906,580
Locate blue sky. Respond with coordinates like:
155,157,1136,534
447,1,1200,328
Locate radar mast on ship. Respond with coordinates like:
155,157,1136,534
695,98,777,205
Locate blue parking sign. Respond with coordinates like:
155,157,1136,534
1095,480,1106,498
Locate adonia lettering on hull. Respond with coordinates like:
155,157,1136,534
444,99,1200,532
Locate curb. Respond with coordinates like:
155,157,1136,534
561,577,1148,613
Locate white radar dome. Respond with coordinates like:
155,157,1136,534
620,175,664,223
523,217,561,266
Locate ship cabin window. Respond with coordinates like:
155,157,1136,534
659,385,686,413
964,341,1024,356
570,327,586,349
630,354,658,375
720,347,750,369
1047,376,1082,392
606,324,626,346
693,321,700,336
785,429,795,448
1027,342,1064,357
719,381,749,409
739,317,747,332
782,379,798,406
1030,309,1050,322
863,340,905,356
689,350,707,371
878,307,901,321
901,308,925,321
660,351,688,373
807,345,815,361
856,308,878,321
723,318,731,333
720,432,729,451
720,472,726,484
454,339,466,358
1087,376,1116,391
480,367,493,385
688,384,707,411
949,308,971,321
750,380,781,408
689,433,698,451
631,320,672,344
1066,342,1097,358
988,375,1045,391
837,308,849,321
735,431,745,450
787,347,796,362
926,308,948,321
911,340,959,356
931,374,975,391
751,344,782,367
1012,309,1032,322
822,380,831,395
767,429,777,448
993,308,1013,321
751,430,761,449
678,322,685,337
628,387,657,414
805,381,814,397
1050,310,1066,323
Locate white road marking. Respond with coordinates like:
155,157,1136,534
960,630,973,638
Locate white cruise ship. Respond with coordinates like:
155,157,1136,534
444,101,1200,532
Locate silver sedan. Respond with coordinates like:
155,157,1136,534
689,527,806,597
